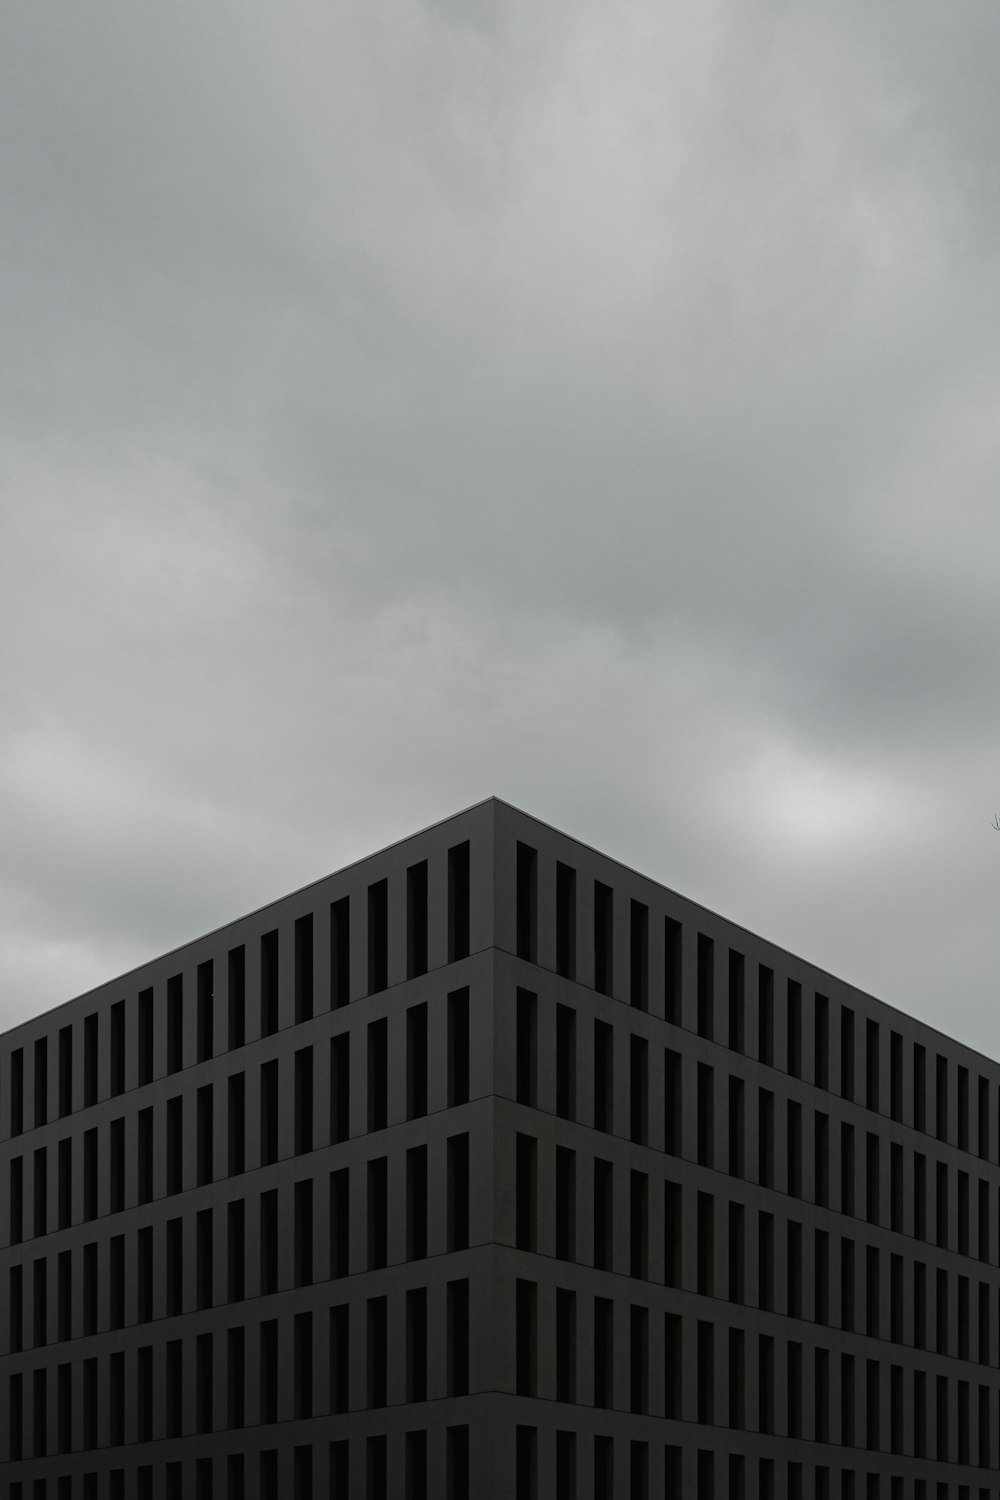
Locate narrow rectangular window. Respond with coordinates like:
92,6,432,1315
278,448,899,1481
138,987,154,1082
227,1327,245,1427
57,1248,71,1338
10,1047,24,1134
367,881,389,994
516,1133,537,1250
367,1156,388,1269
197,1083,214,1185
629,1169,648,1278
697,1320,715,1424
556,1430,576,1500
295,1046,313,1154
696,934,714,1038
447,1278,469,1395
787,1099,802,1197
260,1188,278,1295
556,861,576,978
729,1202,745,1302
33,1143,48,1236
787,980,802,1077
555,1003,575,1119
555,1289,576,1402
407,1003,428,1119
516,842,537,961
196,1208,213,1308
937,1059,949,1143
759,1088,774,1186
697,1190,714,1296
516,988,536,1105
890,1031,903,1120
294,913,314,1022
259,1319,278,1422
698,1063,714,1166
294,1311,313,1417
260,1058,278,1165
58,1025,72,1116
758,966,774,1065
866,1019,879,1110
166,1339,183,1436
407,861,429,978
197,961,214,1062
329,896,350,1008
9,1264,24,1351
330,1167,349,1278
729,1327,745,1427
110,1116,125,1211
593,1295,613,1407
228,1073,246,1175
664,916,682,1023
841,1006,854,1100
516,1426,538,1500
555,1146,575,1261
630,1034,648,1144
167,976,184,1072
630,899,648,1008
83,1014,98,1105
728,950,745,1052
787,1219,802,1316
137,1345,153,1442
330,1032,350,1143
261,929,279,1035
406,1144,428,1259
227,1199,245,1301
448,987,470,1106
814,993,829,1088
664,1312,682,1418
594,1158,613,1271
10,1154,23,1244
958,1064,969,1150
841,1121,855,1214
841,1237,855,1330
816,1227,830,1325
913,1042,926,1130
758,1211,774,1311
33,1256,47,1345
758,1335,774,1434
367,1017,388,1131
787,1342,802,1437
294,1178,313,1286
448,840,471,962
729,1076,745,1177
406,1286,427,1401
137,1225,153,1321
166,1217,183,1315
979,1074,990,1158
630,1304,649,1412
227,946,245,1048
448,1133,470,1250
195,1332,213,1433
593,880,613,995
83,1127,98,1218
34,1036,49,1127
815,1111,829,1206
664,1047,682,1154
447,1426,470,1500
367,1295,388,1407
594,1019,613,1132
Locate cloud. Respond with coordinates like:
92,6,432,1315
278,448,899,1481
2,0,999,1057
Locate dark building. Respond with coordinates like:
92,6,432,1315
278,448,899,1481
2,797,1000,1499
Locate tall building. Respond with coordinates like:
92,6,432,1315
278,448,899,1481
1,796,999,1499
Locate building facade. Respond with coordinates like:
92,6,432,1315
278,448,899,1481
2,797,1000,1499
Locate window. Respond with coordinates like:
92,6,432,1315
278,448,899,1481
368,1156,388,1270
866,1019,879,1111
841,1007,854,1100
594,880,613,994
448,840,471,962
406,1286,427,1401
58,1026,72,1116
697,1064,714,1167
260,1059,278,1165
787,980,802,1077
630,899,648,1008
516,843,537,962
758,966,774,1065
555,1147,575,1261
728,950,745,1052
447,1279,469,1395
697,934,714,1038
407,1004,428,1120
448,987,470,1106
330,1032,350,1143
167,976,184,1072
556,862,576,978
664,916,682,1023
294,1178,313,1287
407,862,428,979
295,1047,313,1153
448,1133,470,1250
197,1084,214,1185
515,1133,537,1251
329,897,350,1008
729,1077,745,1177
555,1003,575,1119
407,1145,428,1260
294,912,314,1022
516,989,536,1106
367,1018,387,1131
261,929,279,1034
34,1036,48,1127
227,947,246,1048
594,1020,613,1132
197,962,214,1062
630,1034,648,1144
664,1048,682,1154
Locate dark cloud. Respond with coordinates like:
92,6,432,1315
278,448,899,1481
2,0,999,1056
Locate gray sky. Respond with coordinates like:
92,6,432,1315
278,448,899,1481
2,1,999,1054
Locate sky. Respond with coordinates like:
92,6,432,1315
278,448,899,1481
2,1,999,1054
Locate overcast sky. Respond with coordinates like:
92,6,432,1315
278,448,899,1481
2,1,999,1055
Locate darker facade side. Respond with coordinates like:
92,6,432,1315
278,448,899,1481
2,796,1000,1499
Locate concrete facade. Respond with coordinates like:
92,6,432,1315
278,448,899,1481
2,797,1000,1498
